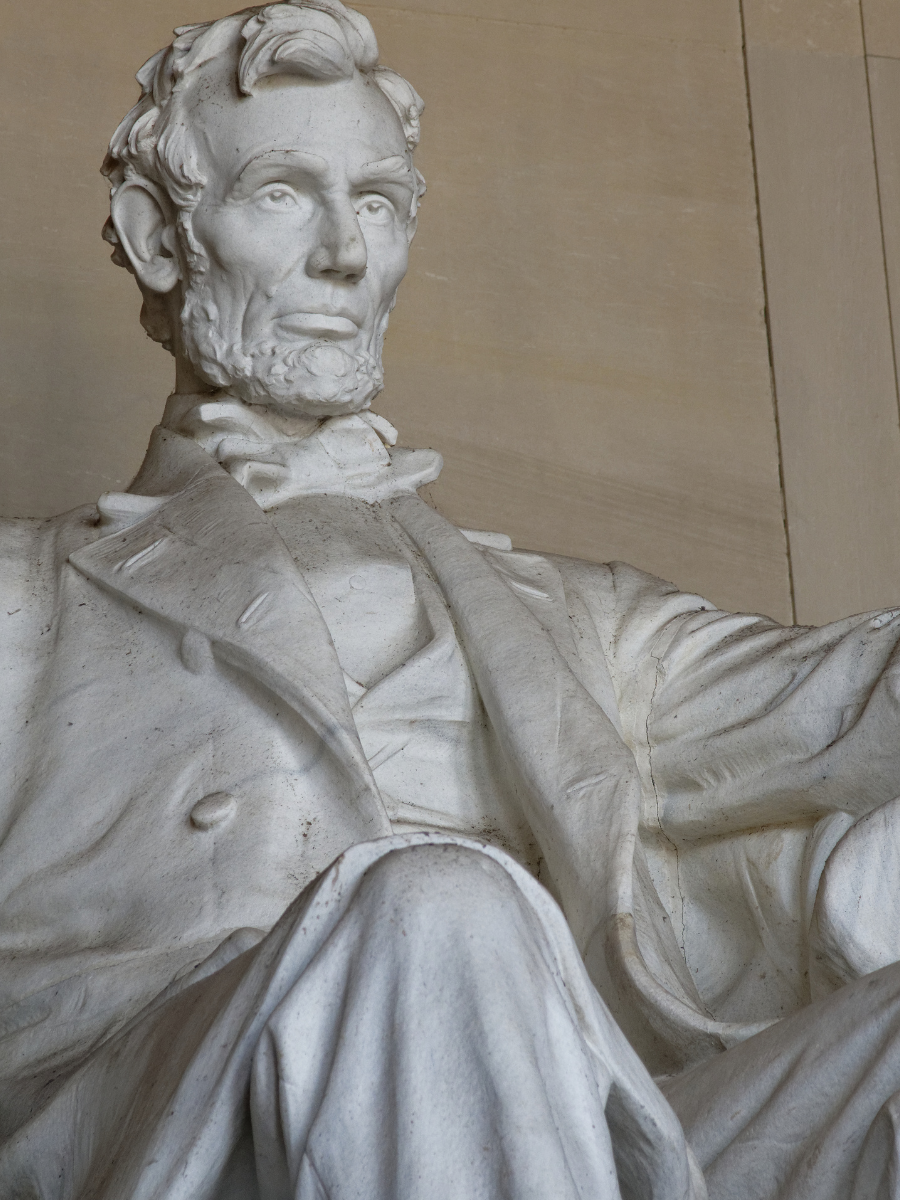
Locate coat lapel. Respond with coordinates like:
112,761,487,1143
391,493,743,1069
70,428,385,828
390,493,639,943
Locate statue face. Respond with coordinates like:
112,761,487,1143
178,71,418,415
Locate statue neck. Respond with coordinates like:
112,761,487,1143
173,350,216,399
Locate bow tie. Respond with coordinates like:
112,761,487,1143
166,394,443,509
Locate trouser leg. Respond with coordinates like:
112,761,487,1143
251,842,622,1200
0,836,699,1200
662,960,900,1200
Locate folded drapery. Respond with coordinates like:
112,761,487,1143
0,834,703,1200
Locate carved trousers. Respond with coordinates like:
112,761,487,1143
664,959,900,1200
0,835,700,1200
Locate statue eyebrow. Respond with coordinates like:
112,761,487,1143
351,156,415,192
230,150,330,197
227,151,414,201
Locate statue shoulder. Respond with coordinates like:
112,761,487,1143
0,515,51,603
544,554,712,641
0,504,97,630
542,554,728,735
462,536,712,654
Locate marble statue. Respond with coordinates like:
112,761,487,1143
5,3,900,1197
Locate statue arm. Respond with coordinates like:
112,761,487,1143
556,557,900,838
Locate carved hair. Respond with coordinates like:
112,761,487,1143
101,1,425,349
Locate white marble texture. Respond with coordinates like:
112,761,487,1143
5,2,900,1197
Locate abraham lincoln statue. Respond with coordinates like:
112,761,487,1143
6,5,900,1198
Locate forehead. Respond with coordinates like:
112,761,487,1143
185,68,409,186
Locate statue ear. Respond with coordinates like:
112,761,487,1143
110,179,181,294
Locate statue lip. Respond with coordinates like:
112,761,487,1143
275,311,360,339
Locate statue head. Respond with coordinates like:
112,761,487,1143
102,1,425,417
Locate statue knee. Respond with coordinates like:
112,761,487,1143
357,843,525,940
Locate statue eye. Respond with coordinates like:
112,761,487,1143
355,194,394,225
259,186,298,209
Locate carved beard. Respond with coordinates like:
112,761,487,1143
178,276,386,417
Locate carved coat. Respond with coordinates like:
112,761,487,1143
3,424,900,1128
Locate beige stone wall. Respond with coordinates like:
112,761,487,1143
743,0,900,623
1,0,899,624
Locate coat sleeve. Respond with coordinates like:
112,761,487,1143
554,556,900,1016
556,556,900,838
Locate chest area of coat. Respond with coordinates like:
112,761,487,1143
269,498,509,838
270,496,427,691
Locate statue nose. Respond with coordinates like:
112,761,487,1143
307,205,368,282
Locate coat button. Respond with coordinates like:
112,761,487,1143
180,628,215,674
190,792,237,831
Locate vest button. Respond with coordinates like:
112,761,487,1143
190,792,237,831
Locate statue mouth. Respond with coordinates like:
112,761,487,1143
275,312,360,339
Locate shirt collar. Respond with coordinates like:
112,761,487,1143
157,391,442,509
